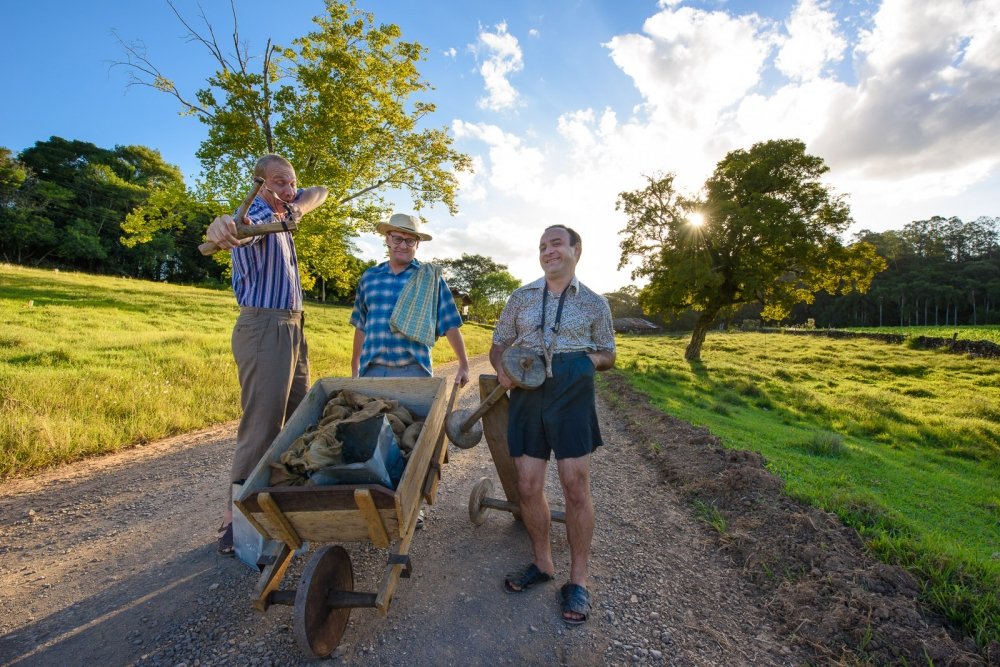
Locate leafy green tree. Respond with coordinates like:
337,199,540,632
618,139,885,360
2,136,218,280
433,253,518,319
468,269,521,323
603,285,646,319
120,181,221,282
0,147,28,205
433,253,508,295
116,0,471,291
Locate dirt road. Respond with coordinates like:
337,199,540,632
0,356,988,666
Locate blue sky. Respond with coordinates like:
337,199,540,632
5,0,999,292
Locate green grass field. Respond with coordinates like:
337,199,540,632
847,324,1000,344
0,263,494,477
614,331,999,645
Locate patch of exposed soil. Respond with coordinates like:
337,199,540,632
601,372,996,666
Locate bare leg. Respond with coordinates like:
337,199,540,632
557,454,593,620
510,455,555,585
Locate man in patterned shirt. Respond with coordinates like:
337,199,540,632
350,214,469,385
490,224,615,625
206,154,328,555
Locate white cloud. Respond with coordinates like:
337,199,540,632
529,28,540,38
471,21,524,111
442,1,1000,292
774,0,846,80
454,154,487,202
443,47,457,58
606,7,775,126
814,0,1000,180
452,120,545,198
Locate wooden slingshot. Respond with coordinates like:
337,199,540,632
198,177,303,256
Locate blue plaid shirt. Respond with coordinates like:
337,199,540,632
350,259,463,375
231,192,303,310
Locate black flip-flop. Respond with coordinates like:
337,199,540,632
560,583,591,625
504,563,553,593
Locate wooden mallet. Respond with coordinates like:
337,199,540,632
445,347,546,449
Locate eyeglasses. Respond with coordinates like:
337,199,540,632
388,234,418,248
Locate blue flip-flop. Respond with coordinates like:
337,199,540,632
504,563,553,593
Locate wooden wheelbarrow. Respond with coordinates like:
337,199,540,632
233,376,453,658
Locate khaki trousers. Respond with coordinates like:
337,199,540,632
229,307,309,503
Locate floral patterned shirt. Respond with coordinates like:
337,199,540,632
493,276,615,354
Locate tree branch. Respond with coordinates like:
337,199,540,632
167,0,229,70
110,32,214,119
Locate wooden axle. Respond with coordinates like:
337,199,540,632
468,477,566,526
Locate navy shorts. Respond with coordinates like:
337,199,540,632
508,351,603,461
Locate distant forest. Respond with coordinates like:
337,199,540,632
602,215,999,330
801,216,1000,328
2,139,998,326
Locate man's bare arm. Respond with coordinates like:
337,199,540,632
351,327,364,378
293,186,329,215
444,327,470,386
587,349,616,372
490,342,515,389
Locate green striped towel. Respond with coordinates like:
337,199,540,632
390,263,441,347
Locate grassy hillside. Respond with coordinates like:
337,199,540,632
613,331,999,644
0,264,494,477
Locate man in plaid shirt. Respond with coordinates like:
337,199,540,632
350,213,469,385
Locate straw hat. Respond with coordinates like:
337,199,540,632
376,213,432,241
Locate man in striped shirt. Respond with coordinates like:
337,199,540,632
206,154,328,555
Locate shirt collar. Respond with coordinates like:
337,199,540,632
526,275,579,293
375,258,420,274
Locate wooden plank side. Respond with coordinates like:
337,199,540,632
354,489,390,548
375,514,416,617
392,377,448,534
423,382,460,505
479,374,521,505
252,542,295,612
257,492,303,550
241,485,396,513
246,509,400,543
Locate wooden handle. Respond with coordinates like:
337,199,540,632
198,176,265,255
460,384,507,433
199,240,221,256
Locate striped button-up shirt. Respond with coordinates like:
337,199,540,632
493,276,616,354
230,193,303,310
350,259,464,375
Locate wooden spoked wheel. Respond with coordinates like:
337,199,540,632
293,545,354,657
468,476,494,526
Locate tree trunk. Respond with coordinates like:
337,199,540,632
685,311,718,361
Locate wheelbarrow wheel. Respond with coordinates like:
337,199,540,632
469,477,494,526
293,545,353,657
